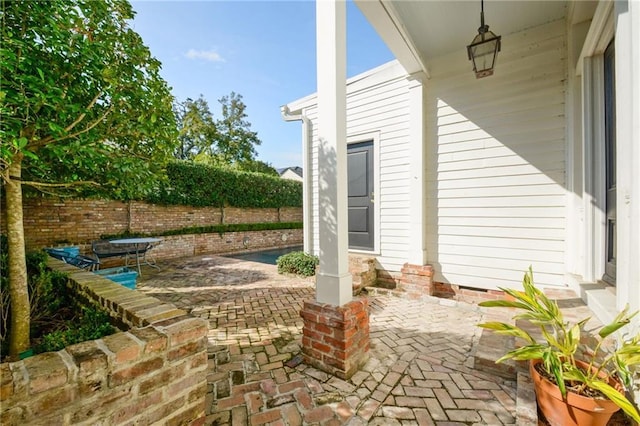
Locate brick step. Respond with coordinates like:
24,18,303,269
473,327,519,380
207,345,253,400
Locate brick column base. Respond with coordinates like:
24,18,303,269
399,263,434,297
300,298,369,380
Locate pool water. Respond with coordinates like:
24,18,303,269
225,246,303,265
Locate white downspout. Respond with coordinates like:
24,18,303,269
281,106,313,255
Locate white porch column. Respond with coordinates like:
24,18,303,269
614,0,640,316
407,73,427,265
315,0,352,306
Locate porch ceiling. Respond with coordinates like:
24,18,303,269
356,0,569,74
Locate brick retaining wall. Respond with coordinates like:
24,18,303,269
0,259,208,425
0,197,302,250
85,229,303,269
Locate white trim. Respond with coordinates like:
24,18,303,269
286,60,406,112
347,132,381,256
576,0,614,76
280,106,313,254
407,74,427,265
314,0,352,306
301,116,313,254
354,1,427,77
614,0,640,318
582,55,607,282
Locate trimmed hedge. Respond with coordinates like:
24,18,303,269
147,161,302,208
101,221,303,240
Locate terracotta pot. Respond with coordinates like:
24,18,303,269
529,359,622,426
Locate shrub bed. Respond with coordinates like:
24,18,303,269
0,237,115,359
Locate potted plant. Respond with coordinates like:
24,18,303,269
478,267,640,426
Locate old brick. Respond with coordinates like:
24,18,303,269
73,386,136,423
146,395,186,424
293,388,314,410
217,393,245,410
109,357,163,387
1,406,26,425
167,373,206,399
139,363,184,395
163,318,208,348
166,401,205,426
250,408,281,425
280,403,302,426
101,332,142,364
110,390,162,424
23,352,68,395
30,385,75,416
303,406,334,423
246,392,264,413
1,363,13,401
66,340,108,378
168,338,206,362
129,325,169,354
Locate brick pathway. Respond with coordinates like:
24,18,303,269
138,255,517,425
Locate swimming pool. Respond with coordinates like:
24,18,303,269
224,245,303,265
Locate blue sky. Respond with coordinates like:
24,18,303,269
130,0,394,169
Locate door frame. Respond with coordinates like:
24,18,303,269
347,132,380,255
578,1,615,284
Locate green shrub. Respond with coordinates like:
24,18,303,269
35,306,115,353
276,251,319,277
147,161,302,208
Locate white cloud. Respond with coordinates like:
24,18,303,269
185,48,225,63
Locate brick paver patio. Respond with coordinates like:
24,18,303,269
138,254,517,425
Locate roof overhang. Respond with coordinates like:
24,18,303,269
354,0,571,78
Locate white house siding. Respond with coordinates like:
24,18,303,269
296,62,412,272
425,19,568,289
280,169,303,182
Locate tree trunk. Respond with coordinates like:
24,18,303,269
5,153,30,359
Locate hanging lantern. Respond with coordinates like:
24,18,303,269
467,0,501,78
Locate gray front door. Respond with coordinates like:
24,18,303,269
347,141,374,251
604,40,616,284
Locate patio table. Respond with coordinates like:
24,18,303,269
109,237,161,275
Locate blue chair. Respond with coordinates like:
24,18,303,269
44,248,99,271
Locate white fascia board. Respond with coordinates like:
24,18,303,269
355,0,427,78
284,60,407,112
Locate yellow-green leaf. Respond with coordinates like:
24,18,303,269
588,381,640,424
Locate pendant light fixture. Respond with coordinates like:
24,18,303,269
467,0,501,78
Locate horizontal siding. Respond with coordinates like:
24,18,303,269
426,19,567,289
305,64,411,268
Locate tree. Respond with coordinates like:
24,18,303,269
174,95,218,160
173,92,264,170
0,0,177,359
232,159,278,176
216,92,261,163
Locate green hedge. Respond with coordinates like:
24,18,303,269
147,161,302,208
101,221,303,240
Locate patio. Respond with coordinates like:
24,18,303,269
137,255,522,425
